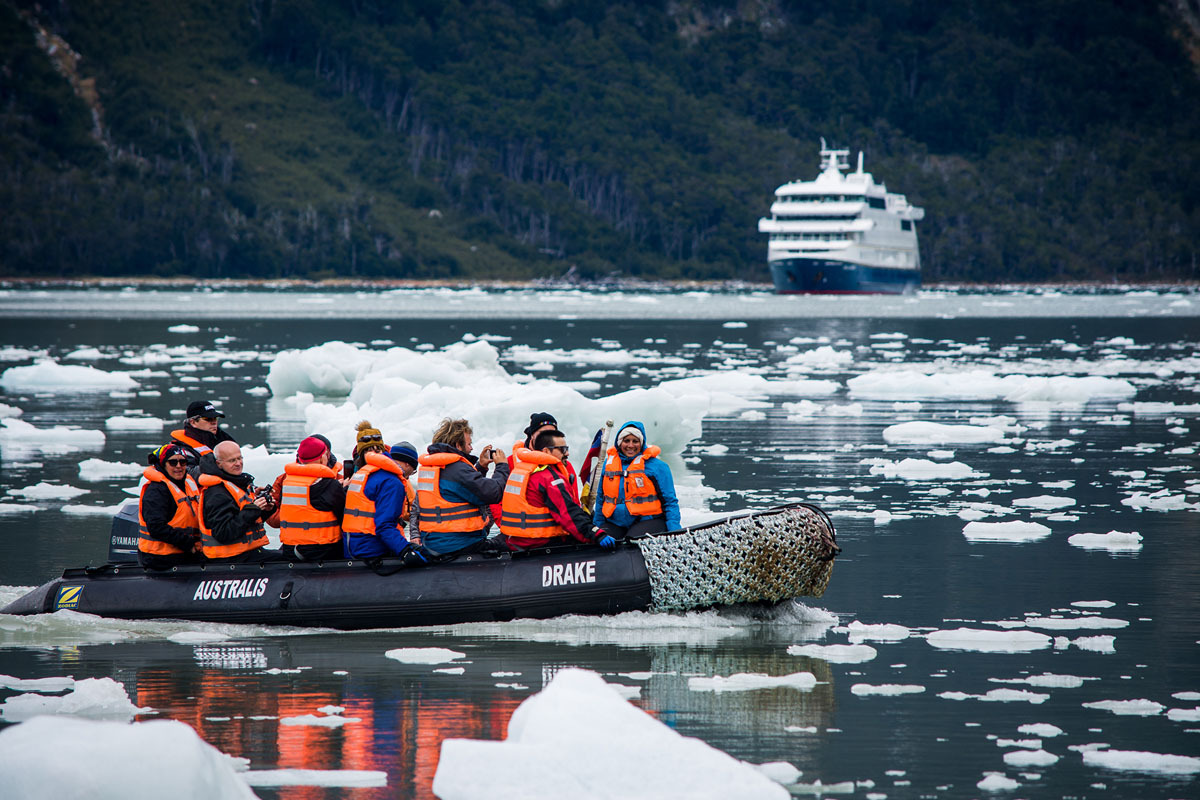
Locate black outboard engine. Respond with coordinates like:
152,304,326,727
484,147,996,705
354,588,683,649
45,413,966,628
108,501,141,563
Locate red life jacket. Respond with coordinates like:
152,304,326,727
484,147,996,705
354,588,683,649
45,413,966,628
415,452,488,534
600,445,664,519
279,462,341,546
198,474,268,558
137,466,200,556
497,448,566,539
342,451,408,537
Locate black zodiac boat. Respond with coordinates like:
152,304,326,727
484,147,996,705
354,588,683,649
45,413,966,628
2,503,838,630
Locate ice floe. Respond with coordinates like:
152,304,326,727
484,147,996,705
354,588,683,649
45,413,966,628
926,628,1052,652
1081,698,1164,716
1010,495,1075,510
1002,748,1059,767
882,421,1005,445
77,458,145,481
976,772,1020,791
989,673,1089,689
1067,531,1143,552
786,644,878,663
961,520,1051,543
850,684,925,696
0,677,150,722
1082,749,1200,774
0,417,106,457
242,769,387,787
843,621,911,642
104,415,164,431
866,458,982,481
1023,616,1128,630
385,647,467,664
433,668,788,799
847,369,1136,403
7,481,88,501
938,689,1049,704
1018,723,1064,737
688,672,818,693
0,674,75,692
0,360,138,393
0,716,257,799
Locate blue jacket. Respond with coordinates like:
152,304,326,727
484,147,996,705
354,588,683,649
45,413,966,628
592,420,680,531
409,443,510,555
344,468,410,559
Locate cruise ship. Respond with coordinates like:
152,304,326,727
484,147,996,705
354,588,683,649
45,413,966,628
758,141,925,294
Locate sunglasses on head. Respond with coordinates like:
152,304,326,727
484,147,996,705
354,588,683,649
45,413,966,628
359,434,383,442
164,458,188,466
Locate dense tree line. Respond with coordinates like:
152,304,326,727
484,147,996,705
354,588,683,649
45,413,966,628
1,0,1196,282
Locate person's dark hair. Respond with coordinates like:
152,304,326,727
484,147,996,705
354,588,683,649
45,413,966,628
533,429,564,452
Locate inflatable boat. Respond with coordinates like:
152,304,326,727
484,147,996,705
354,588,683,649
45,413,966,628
2,504,838,630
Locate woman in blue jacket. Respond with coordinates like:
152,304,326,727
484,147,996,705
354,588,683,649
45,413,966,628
592,420,680,538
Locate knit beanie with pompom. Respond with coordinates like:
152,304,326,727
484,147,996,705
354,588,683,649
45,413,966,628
354,420,386,457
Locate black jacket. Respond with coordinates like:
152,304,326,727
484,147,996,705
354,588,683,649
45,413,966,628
200,461,268,545
176,424,236,476
140,467,197,552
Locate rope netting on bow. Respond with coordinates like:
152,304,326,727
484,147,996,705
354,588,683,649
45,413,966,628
635,504,839,611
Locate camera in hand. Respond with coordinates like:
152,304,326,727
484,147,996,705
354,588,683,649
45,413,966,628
254,485,274,504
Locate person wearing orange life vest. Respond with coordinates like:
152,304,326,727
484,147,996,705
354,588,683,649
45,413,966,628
488,411,582,524
137,443,204,570
277,436,346,562
593,420,681,538
344,443,424,561
198,440,274,562
170,400,237,475
409,418,509,558
499,429,617,551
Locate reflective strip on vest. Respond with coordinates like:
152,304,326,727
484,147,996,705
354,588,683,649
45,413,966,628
496,454,566,539
278,469,340,547
600,448,664,519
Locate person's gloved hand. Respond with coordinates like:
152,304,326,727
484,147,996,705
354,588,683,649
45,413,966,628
596,533,617,550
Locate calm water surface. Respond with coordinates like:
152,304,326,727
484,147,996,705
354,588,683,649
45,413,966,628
1,289,1197,799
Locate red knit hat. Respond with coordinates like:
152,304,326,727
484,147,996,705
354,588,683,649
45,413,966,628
297,436,326,462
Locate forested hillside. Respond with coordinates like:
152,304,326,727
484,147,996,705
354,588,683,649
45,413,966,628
2,0,1197,282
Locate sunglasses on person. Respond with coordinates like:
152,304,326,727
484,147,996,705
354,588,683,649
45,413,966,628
164,458,188,466
359,433,383,442
550,445,569,455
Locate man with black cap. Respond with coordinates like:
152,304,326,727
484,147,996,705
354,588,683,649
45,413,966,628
171,400,237,476
489,412,580,522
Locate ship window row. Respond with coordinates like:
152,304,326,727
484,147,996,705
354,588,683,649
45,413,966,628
773,215,859,222
778,194,862,203
772,233,859,242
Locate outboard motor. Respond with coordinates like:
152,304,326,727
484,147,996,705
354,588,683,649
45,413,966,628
108,501,141,563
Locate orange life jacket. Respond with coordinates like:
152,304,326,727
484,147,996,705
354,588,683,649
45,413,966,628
497,448,566,539
138,466,200,556
342,451,408,537
600,445,664,519
170,429,212,457
197,474,268,558
415,452,489,534
278,461,341,546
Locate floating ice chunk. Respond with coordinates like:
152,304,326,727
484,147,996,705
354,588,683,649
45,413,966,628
64,346,105,360
1018,723,1064,737
782,400,822,418
1011,495,1076,510
1167,707,1200,722
1173,691,1200,701
962,520,1051,543
167,631,231,644
722,321,748,329
990,673,1088,689
848,369,1135,403
825,402,863,416
385,647,466,664
61,502,127,516
1082,749,1200,774
868,458,982,481
1121,491,1193,511
0,674,74,692
938,689,1049,704
755,761,802,784
790,779,855,794
926,628,1052,653
1068,531,1143,551
0,418,105,455
786,644,878,663
1072,636,1116,653
242,769,388,787
844,621,910,642
997,738,1042,749
1082,699,1164,716
8,482,88,501
0,360,138,392
882,421,1005,445
1024,616,1127,631
1072,600,1115,608
1003,749,1058,767
0,503,35,515
0,677,150,722
433,668,788,800
850,684,925,696
739,410,767,421
167,324,200,333
784,346,852,367
104,415,164,431
280,714,361,728
77,458,144,481
688,672,817,693
976,773,1020,791
0,402,22,418
0,716,257,798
